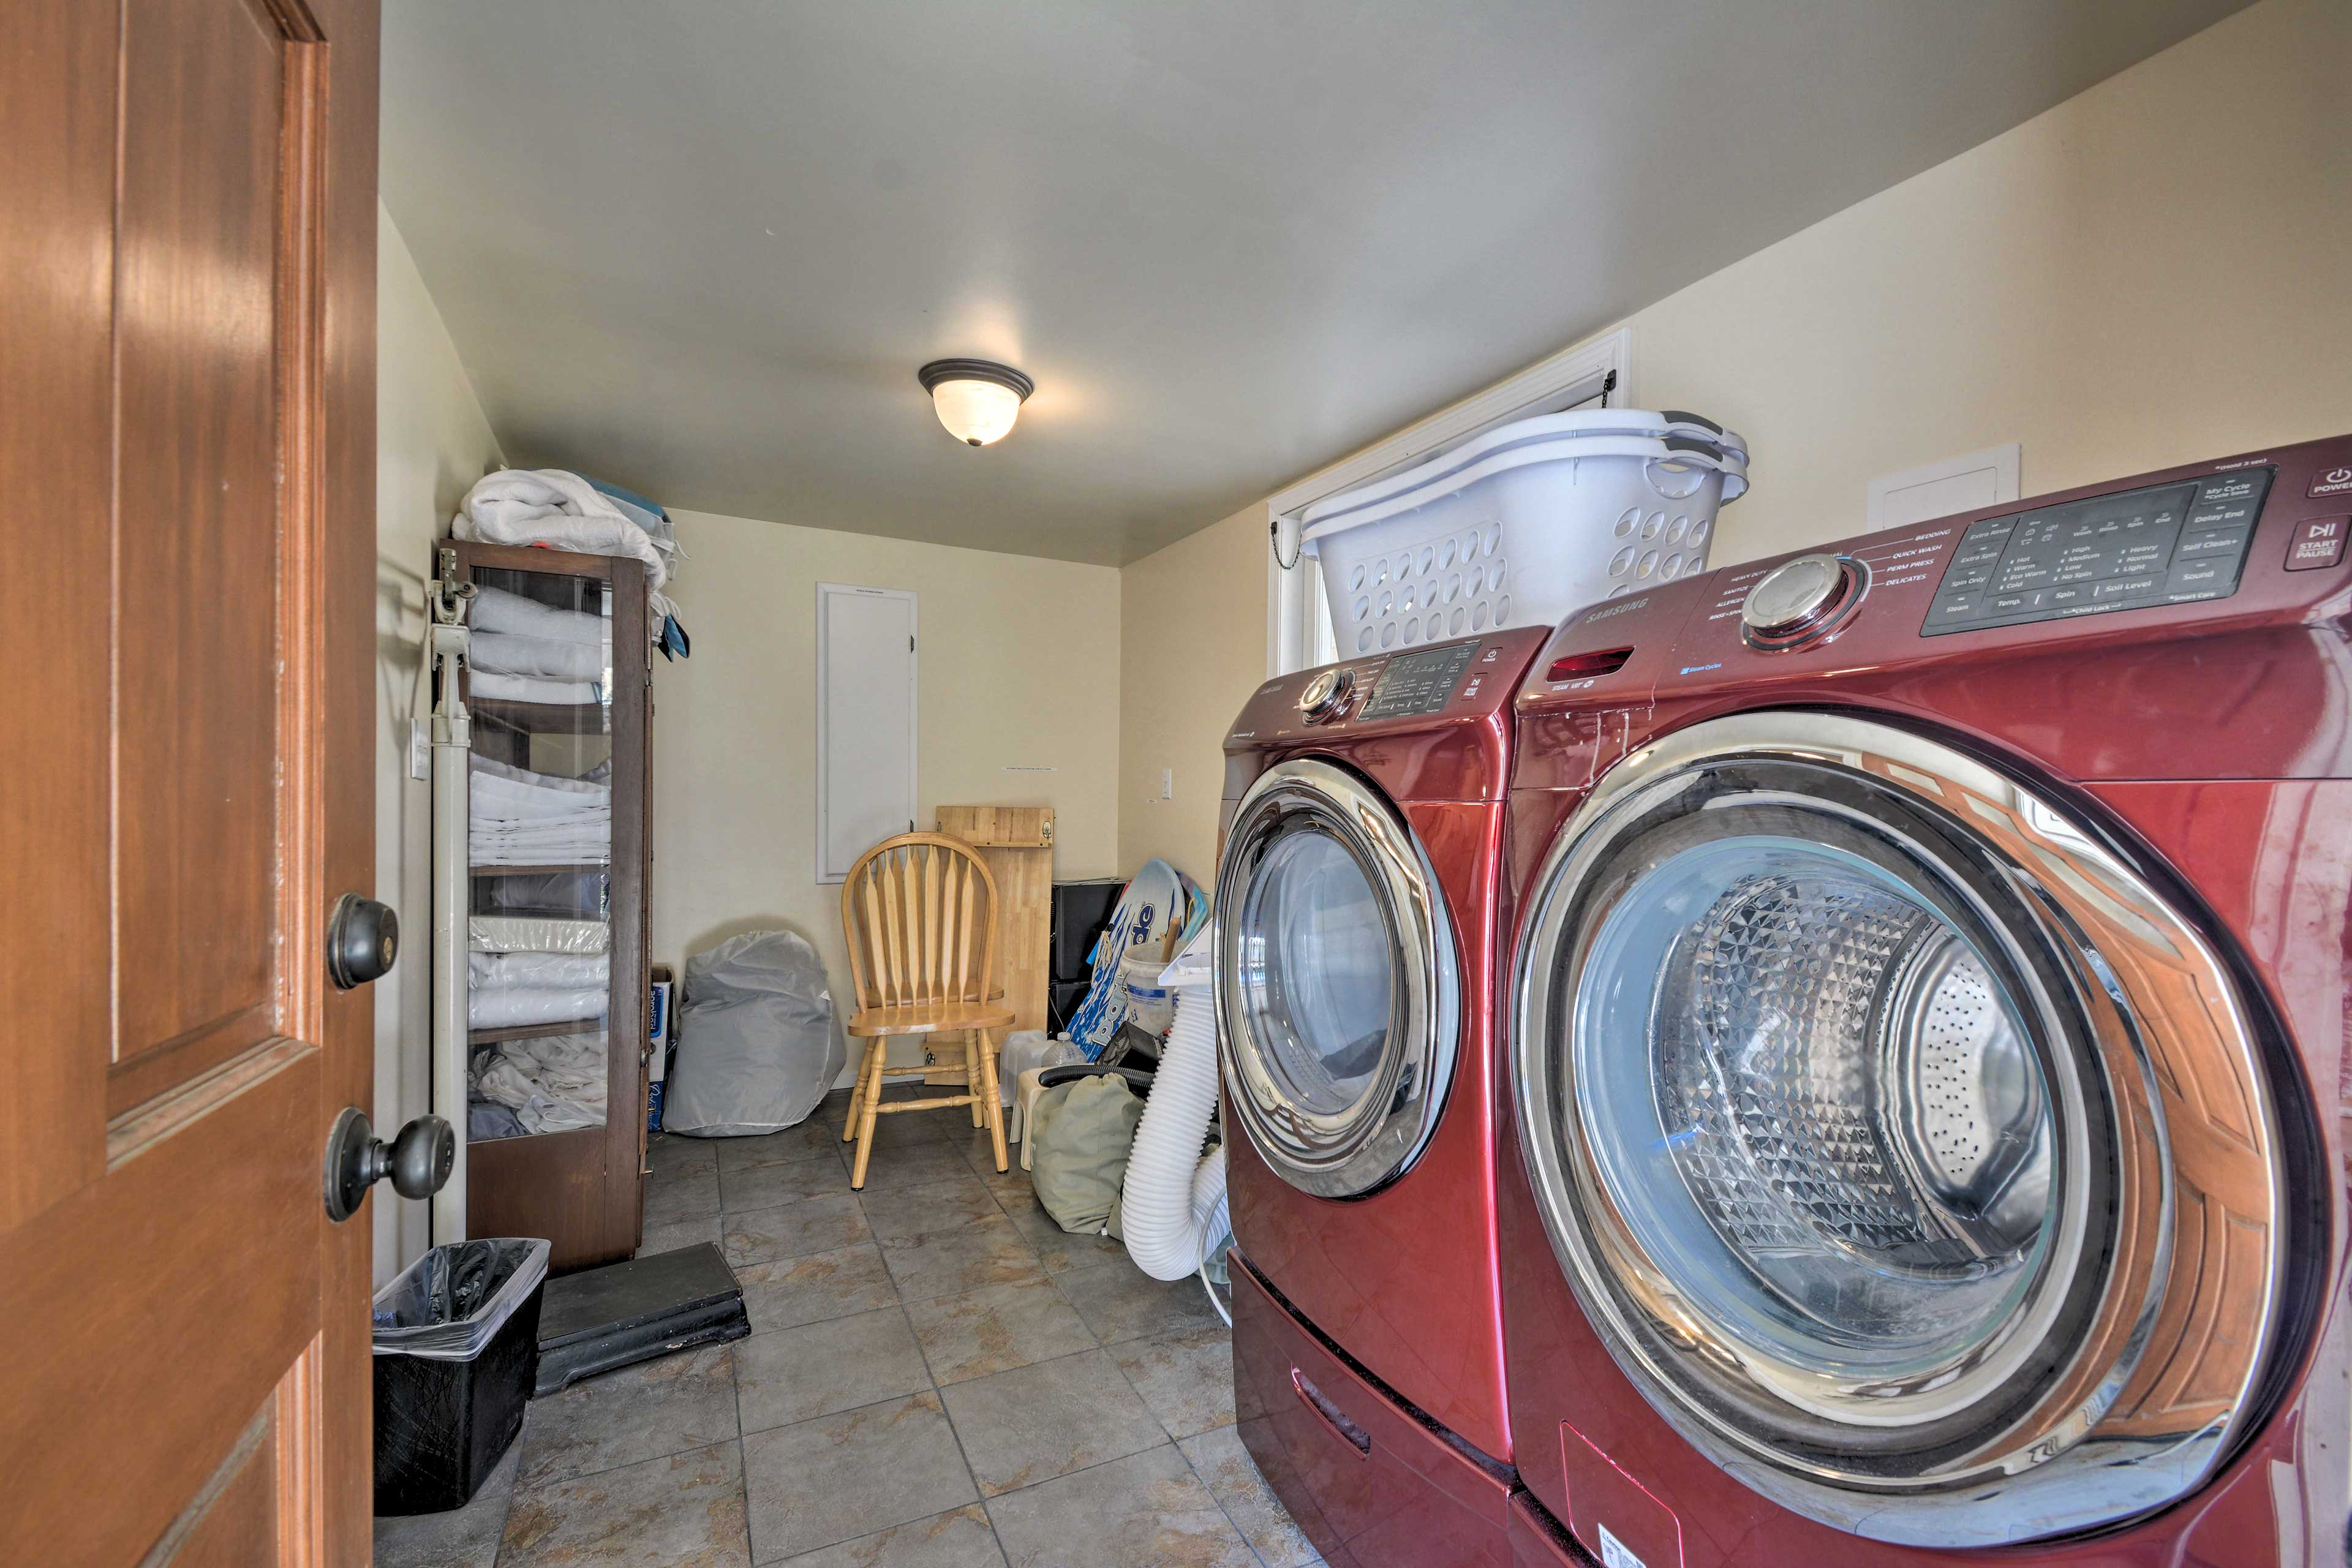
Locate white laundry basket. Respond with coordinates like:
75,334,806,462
1301,410,1747,652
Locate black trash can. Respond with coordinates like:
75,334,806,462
372,1237,551,1515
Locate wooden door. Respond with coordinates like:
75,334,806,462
1,0,382,1562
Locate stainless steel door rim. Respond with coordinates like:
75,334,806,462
1216,758,1460,1199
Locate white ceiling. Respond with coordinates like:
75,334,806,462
381,1,2245,566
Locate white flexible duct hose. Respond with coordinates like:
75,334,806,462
1121,977,1229,1283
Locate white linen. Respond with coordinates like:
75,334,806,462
468,984,608,1030
451,469,678,624
470,1030,608,1133
469,915,610,955
470,584,608,644
469,755,611,865
472,630,606,682
470,950,610,989
468,669,603,706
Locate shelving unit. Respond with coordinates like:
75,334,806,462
447,539,651,1272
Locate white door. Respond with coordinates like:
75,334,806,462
816,583,918,882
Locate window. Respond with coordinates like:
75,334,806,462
815,583,918,883
1265,328,1632,676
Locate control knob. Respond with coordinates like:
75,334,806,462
1297,667,1354,722
1741,553,1865,650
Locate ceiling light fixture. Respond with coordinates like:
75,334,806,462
918,358,1033,447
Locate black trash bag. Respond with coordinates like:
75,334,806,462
373,1237,549,1360
372,1238,552,1515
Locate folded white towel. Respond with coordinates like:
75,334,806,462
470,950,610,990
470,754,611,804
468,669,603,706
472,630,606,681
469,984,608,1030
470,831,610,869
471,584,608,644
469,916,610,955
468,756,611,865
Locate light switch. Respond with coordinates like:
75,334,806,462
1160,768,1174,801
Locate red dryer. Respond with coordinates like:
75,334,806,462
1498,435,2352,1564
1218,625,1548,1568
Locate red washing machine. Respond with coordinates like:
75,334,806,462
1218,624,1548,1568
1497,435,2352,1566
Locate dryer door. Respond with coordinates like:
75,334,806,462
1216,758,1460,1199
1510,710,2291,1548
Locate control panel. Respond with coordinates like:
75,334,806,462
1357,639,1484,721
1922,469,2272,636
1230,626,1550,754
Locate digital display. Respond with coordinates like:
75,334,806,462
1359,640,1481,721
1921,469,2271,636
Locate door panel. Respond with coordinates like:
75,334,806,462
114,0,285,1099
0,0,380,1561
114,0,308,1205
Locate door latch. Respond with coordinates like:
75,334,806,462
327,894,399,989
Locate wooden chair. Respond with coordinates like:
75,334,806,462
837,832,1015,1188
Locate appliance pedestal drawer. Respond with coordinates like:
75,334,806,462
1232,1254,1514,1568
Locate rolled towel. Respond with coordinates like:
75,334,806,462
472,630,606,682
470,584,608,644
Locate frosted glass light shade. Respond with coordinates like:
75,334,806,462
931,377,1023,445
917,359,1033,447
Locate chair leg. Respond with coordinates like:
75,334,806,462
842,1038,869,1143
977,1028,1008,1173
850,1040,888,1189
966,1034,986,1128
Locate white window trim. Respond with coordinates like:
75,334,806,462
814,581,919,885
1264,327,1634,677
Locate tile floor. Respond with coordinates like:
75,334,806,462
375,1087,1320,1568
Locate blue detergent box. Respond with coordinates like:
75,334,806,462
645,977,674,1131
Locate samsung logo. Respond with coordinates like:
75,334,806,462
1584,596,1649,623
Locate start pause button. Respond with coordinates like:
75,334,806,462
2285,516,2348,571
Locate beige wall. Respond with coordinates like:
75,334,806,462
1116,502,1267,885
652,510,1122,1077
1629,0,2352,569
374,204,505,1283
1115,0,2352,884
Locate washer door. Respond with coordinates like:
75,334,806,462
1511,711,2286,1547
1216,758,1460,1198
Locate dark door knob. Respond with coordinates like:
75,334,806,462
327,894,398,989
322,1107,453,1222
